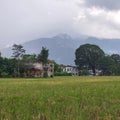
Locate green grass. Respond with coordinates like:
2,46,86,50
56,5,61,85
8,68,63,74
0,76,120,120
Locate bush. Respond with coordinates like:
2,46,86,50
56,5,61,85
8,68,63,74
80,70,89,76
54,72,72,76
43,72,48,78
1,72,9,78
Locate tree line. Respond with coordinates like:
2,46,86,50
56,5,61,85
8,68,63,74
75,44,120,75
0,43,120,77
0,44,67,78
0,44,50,77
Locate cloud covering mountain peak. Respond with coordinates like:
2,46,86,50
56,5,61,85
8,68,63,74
0,0,120,50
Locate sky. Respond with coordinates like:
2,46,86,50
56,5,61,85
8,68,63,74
0,0,120,49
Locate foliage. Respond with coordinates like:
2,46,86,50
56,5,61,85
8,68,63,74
12,44,26,77
37,47,49,78
98,56,117,75
75,44,105,75
37,47,49,64
12,44,25,60
1,72,9,78
0,58,17,77
43,72,48,78
80,69,89,76
53,62,59,73
22,54,37,62
1,43,120,77
51,61,62,73
111,54,120,64
54,71,72,76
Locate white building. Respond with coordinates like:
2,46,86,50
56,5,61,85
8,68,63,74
62,66,79,76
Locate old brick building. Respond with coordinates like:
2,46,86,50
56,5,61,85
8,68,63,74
28,62,54,77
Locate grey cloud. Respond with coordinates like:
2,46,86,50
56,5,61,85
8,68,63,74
1,0,120,50
85,0,120,10
73,7,120,38
0,0,78,49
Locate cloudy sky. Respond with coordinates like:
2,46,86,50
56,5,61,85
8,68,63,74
0,0,120,49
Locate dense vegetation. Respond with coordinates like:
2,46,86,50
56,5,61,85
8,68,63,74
0,45,51,78
75,44,120,76
75,44,105,75
0,76,120,120
1,43,120,77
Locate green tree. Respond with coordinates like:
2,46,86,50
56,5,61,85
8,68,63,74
12,44,25,77
0,57,17,78
75,44,105,75
37,47,49,77
37,47,49,64
98,56,117,75
111,54,120,75
111,54,120,64
3,58,17,77
22,54,37,62
0,56,3,77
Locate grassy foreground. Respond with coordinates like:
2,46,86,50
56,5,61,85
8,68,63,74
0,76,120,120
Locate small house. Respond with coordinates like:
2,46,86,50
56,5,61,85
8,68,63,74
62,65,79,76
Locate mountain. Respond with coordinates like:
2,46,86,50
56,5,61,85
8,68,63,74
1,34,120,65
22,34,81,65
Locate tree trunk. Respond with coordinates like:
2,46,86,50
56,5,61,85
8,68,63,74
92,66,96,76
43,63,48,78
17,59,20,77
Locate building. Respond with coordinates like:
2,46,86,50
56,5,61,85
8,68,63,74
28,62,54,77
62,65,79,76
88,69,102,76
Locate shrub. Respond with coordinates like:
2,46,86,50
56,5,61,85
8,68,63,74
80,70,89,76
54,72,72,76
43,72,48,78
1,72,9,78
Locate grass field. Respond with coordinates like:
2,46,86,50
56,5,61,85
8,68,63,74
0,76,120,120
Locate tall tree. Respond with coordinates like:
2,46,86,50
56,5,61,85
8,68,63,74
111,54,120,64
37,47,49,64
12,44,25,77
75,44,105,75
111,54,120,75
37,47,49,77
98,56,117,75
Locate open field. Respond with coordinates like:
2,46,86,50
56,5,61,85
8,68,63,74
0,76,120,120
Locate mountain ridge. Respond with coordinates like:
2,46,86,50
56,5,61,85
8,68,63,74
1,34,120,65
